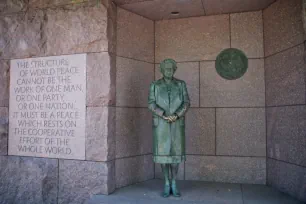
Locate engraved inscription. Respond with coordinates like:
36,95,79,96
9,54,86,160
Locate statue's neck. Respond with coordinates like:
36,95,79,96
163,77,173,84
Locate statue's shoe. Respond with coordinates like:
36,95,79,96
171,183,181,197
162,184,171,198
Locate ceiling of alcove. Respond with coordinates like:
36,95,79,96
112,0,276,20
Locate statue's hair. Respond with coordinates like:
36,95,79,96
160,58,177,73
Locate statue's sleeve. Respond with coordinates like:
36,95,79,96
175,81,190,118
148,82,165,117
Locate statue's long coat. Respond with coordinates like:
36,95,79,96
148,78,190,164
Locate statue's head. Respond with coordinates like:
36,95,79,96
160,59,177,79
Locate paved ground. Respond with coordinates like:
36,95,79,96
89,179,305,204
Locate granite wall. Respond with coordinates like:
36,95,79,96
154,10,266,184
264,0,306,202
0,0,305,203
115,8,154,188
0,0,117,204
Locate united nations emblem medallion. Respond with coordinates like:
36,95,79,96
216,48,248,80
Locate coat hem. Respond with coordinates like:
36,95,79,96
153,155,186,164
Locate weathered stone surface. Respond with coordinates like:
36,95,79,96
29,0,100,8
264,0,304,56
97,180,246,204
0,0,27,15
202,0,275,15
116,57,154,107
59,160,115,204
155,62,199,107
185,156,266,184
9,54,86,160
303,0,306,35
117,8,154,62
155,162,184,180
267,159,306,202
116,108,152,158
242,183,305,204
230,11,263,58
86,107,115,161
267,106,306,167
30,0,72,8
121,0,205,21
87,52,116,106
114,0,156,6
0,108,8,156
186,108,215,155
217,108,266,156
265,45,305,106
0,156,58,204
155,15,230,62
108,160,116,195
106,0,117,54
115,155,154,188
200,59,265,107
0,60,9,107
0,1,116,59
45,3,111,56
0,10,45,60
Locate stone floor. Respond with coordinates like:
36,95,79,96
89,179,305,204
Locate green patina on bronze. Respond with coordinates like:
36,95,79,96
148,58,190,198
216,48,248,80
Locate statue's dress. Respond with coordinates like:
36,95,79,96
148,78,190,164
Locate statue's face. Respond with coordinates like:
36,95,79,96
162,63,175,78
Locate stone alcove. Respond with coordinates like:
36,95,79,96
0,0,305,203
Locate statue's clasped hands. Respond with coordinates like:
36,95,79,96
162,114,178,123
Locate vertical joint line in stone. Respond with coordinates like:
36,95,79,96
85,110,87,159
184,161,186,180
154,20,156,63
201,0,206,15
57,159,59,204
261,9,265,58
153,163,156,179
240,184,245,204
229,14,231,48
265,106,268,184
304,41,306,105
264,72,268,185
198,61,201,107
7,105,9,155
215,108,217,155
153,21,156,81
262,9,268,184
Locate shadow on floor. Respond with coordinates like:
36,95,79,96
89,179,305,204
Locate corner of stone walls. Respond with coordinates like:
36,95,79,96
0,107,8,156
115,7,155,189
58,159,115,204
263,0,306,202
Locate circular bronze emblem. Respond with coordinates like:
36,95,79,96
215,48,248,80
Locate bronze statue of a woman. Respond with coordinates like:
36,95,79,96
148,59,190,197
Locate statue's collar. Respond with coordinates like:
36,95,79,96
162,77,176,84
